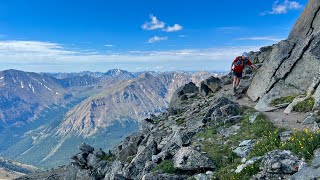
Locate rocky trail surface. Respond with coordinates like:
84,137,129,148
217,83,314,131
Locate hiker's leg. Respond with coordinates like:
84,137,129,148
233,76,237,89
236,77,240,87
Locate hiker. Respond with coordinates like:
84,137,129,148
231,52,258,95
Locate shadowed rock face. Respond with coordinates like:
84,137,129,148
247,0,320,111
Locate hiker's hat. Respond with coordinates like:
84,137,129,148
242,52,249,58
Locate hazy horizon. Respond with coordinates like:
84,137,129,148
0,0,307,72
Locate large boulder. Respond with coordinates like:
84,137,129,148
124,140,158,179
169,82,199,111
249,46,273,64
288,0,320,42
291,148,320,180
79,143,94,154
314,76,320,110
173,147,216,171
93,148,107,158
199,76,221,96
103,161,125,180
116,133,145,162
253,150,303,179
291,167,320,180
247,0,320,111
204,97,240,124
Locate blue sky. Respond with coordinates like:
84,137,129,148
0,0,307,72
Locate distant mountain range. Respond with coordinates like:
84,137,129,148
0,69,218,168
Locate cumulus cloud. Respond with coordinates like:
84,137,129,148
141,15,165,30
105,44,114,47
164,24,183,32
142,15,183,32
147,36,168,43
236,36,284,42
0,40,263,72
261,0,302,15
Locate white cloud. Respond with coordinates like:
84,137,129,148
164,24,183,32
0,40,75,56
236,36,284,42
105,44,114,47
141,15,165,30
147,36,168,43
142,14,183,33
261,0,302,15
0,40,264,72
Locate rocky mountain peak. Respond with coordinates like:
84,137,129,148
288,0,320,42
247,0,320,112
104,69,136,78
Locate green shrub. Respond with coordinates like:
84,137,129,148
100,154,116,162
152,160,176,174
271,95,296,106
126,155,135,163
176,118,185,125
293,97,315,112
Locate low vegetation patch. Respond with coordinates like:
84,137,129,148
282,129,320,160
176,118,185,126
196,126,218,139
271,95,297,106
194,112,281,179
230,160,261,180
251,128,320,160
100,154,116,162
193,108,320,179
293,97,315,112
152,160,176,174
249,129,282,158
126,155,135,163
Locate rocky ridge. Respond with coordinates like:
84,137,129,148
18,66,320,179
17,0,320,179
247,0,320,114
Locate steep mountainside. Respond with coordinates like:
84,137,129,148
0,69,70,129
57,71,212,136
0,70,212,168
18,1,320,179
